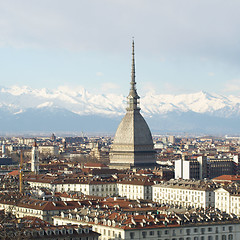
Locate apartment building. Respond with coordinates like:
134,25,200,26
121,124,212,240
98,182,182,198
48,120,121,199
152,179,217,208
38,145,59,156
175,156,237,180
117,177,155,200
53,207,240,240
215,185,240,216
26,174,117,197
0,193,82,223
26,174,158,200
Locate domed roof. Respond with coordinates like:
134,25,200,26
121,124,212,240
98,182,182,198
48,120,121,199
110,40,156,168
113,111,153,146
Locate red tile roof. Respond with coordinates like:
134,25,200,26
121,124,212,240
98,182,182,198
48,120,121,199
8,170,19,176
212,175,240,182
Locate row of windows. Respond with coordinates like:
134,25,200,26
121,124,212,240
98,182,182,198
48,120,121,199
128,226,233,239
154,193,204,201
154,188,205,196
93,226,122,238
129,234,234,240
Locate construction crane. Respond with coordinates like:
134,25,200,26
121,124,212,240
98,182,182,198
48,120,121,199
19,151,23,193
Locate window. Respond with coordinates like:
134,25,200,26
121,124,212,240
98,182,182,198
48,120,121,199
228,235,233,240
186,229,191,235
222,235,226,240
157,230,161,236
208,228,212,232
208,237,213,240
142,232,146,238
201,237,205,240
194,228,198,233
149,231,154,236
164,230,169,235
201,228,205,234
229,226,233,232
194,237,199,240
215,236,219,240
130,232,134,239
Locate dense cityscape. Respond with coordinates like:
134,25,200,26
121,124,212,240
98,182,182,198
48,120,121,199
1,42,240,240
2,1,240,239
1,132,240,239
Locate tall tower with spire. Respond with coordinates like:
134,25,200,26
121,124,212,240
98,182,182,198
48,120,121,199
31,139,39,174
110,40,156,169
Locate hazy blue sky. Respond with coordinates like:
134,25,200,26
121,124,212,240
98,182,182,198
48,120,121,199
1,0,240,95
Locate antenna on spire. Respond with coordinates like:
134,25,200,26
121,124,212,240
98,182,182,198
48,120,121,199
131,37,135,87
127,38,140,111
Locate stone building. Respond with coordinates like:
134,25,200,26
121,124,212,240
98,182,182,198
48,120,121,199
152,179,217,208
110,41,156,169
53,207,240,240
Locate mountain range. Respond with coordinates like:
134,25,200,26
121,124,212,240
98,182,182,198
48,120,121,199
1,86,240,135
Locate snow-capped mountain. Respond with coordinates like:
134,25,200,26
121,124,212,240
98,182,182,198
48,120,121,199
1,85,240,117
1,85,240,134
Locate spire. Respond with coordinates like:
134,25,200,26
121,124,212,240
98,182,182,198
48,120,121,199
127,38,140,111
131,38,136,89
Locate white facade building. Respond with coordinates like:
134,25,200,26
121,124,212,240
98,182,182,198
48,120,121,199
26,176,117,198
53,209,240,240
117,178,153,200
152,180,216,208
26,175,156,200
38,145,59,156
215,187,240,216
31,140,39,174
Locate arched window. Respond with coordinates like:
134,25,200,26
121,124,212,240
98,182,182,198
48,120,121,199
228,234,233,240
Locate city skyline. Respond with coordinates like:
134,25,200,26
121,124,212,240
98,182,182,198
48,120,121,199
1,1,240,96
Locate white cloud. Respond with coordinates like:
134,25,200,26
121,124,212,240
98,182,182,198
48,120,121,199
96,72,104,76
56,85,86,96
101,82,120,92
224,79,240,93
141,82,156,94
163,83,184,94
208,72,215,76
1,0,240,61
